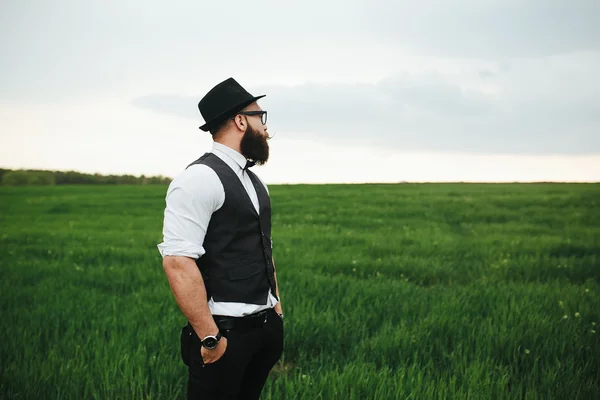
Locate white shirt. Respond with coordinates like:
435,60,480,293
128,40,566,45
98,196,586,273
157,142,278,316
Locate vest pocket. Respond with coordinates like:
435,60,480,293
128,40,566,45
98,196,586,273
211,261,270,303
227,263,262,281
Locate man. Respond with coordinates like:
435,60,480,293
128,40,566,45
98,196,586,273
157,77,284,400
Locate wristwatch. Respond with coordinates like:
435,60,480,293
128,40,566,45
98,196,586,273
200,332,222,350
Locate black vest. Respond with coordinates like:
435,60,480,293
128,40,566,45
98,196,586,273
187,153,277,305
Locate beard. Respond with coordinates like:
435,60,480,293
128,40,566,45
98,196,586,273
240,124,270,165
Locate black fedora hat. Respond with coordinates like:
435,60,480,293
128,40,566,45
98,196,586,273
198,77,265,132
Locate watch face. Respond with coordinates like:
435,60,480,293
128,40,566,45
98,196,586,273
203,337,218,349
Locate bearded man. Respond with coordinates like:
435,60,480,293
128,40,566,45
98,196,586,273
158,77,284,400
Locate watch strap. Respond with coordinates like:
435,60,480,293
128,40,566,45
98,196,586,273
201,331,222,349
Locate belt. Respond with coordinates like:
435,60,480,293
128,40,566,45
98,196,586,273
213,309,270,331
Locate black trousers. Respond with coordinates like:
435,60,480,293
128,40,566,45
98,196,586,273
181,307,284,400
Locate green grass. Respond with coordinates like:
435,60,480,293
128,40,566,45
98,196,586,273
1,183,599,399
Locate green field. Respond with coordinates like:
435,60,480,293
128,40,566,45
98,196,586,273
1,183,599,399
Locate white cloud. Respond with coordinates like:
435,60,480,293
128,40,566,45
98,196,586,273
261,139,600,183
364,0,600,58
1,100,598,183
1,0,599,181
2,0,599,101
131,50,600,154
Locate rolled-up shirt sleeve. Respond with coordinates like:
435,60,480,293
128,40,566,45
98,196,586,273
157,165,224,259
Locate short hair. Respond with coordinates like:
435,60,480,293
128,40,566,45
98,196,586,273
209,119,230,138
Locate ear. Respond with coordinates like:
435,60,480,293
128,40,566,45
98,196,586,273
232,114,246,132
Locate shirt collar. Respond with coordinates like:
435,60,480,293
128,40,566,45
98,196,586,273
212,142,247,171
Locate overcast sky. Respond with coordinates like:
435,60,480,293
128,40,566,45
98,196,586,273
1,0,599,183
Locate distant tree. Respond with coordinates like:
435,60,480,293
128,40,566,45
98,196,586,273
0,168,171,185
27,171,55,185
2,171,31,186
0,168,9,182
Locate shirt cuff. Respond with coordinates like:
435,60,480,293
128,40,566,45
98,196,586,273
157,241,205,259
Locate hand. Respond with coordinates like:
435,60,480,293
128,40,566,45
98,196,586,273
274,304,283,317
201,336,228,365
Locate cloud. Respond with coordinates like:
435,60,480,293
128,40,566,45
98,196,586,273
364,0,600,58
3,1,600,155
131,95,199,122
479,70,496,79
131,50,600,155
2,0,599,104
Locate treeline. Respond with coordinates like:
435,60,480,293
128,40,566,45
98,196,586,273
0,168,172,186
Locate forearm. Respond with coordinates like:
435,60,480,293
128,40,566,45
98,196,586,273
163,256,218,338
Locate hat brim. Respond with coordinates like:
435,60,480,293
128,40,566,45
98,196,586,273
199,95,266,132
